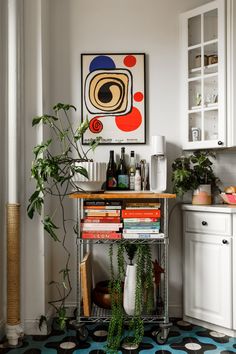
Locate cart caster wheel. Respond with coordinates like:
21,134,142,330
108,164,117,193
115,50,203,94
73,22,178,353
77,326,89,342
156,331,167,345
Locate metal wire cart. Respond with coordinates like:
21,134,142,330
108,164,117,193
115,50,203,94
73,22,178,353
70,192,176,345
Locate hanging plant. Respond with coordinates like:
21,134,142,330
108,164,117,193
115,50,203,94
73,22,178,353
107,242,154,352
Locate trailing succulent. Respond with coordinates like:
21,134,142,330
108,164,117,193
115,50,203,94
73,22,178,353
107,242,154,353
27,103,100,329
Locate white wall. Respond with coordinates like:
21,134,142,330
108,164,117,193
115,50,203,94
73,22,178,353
44,0,209,318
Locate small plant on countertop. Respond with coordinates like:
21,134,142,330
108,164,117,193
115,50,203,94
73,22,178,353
171,150,220,197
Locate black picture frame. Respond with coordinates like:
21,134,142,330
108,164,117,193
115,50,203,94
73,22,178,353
81,53,146,145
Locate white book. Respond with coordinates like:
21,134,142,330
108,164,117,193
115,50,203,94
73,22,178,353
82,223,122,231
123,229,160,234
122,233,165,239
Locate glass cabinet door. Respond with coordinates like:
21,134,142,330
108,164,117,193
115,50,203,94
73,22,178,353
181,0,226,149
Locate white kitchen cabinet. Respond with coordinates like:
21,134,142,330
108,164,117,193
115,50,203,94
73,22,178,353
180,0,226,149
182,204,236,336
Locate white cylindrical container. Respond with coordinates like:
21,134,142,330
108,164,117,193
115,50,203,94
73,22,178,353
123,264,137,316
151,135,165,156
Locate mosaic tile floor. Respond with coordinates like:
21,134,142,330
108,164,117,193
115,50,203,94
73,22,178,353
0,318,235,353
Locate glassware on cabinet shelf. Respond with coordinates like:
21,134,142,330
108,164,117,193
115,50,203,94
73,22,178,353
188,112,201,142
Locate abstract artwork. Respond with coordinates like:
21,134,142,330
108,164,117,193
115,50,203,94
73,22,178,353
81,53,146,144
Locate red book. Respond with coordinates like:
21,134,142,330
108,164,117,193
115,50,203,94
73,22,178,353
82,232,122,239
122,209,161,218
83,217,121,223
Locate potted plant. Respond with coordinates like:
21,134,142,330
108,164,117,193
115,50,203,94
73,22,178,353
27,103,101,330
171,150,220,204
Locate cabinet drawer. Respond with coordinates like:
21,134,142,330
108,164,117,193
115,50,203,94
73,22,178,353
185,211,232,236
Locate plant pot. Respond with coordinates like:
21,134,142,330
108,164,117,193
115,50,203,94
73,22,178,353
72,161,107,191
92,280,124,309
192,184,212,205
123,264,137,316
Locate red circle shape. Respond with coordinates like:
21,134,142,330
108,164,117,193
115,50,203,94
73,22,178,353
123,55,136,67
89,117,103,133
115,107,142,132
134,92,144,102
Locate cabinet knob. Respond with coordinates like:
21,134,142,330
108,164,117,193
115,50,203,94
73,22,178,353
202,221,208,226
222,239,228,244
218,141,224,146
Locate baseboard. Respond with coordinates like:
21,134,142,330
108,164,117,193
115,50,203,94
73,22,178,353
169,304,182,318
24,302,77,335
184,315,236,337
0,319,5,339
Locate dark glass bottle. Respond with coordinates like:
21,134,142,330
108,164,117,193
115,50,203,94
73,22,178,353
117,147,129,190
106,150,117,190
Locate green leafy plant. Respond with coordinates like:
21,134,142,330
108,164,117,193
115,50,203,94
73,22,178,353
27,103,100,329
171,150,219,197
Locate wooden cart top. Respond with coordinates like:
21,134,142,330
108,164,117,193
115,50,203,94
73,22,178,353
69,191,176,200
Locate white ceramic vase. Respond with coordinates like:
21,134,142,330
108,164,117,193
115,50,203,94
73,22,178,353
123,264,137,316
72,161,107,191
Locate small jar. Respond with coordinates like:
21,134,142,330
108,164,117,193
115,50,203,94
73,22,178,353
208,54,218,65
195,54,208,68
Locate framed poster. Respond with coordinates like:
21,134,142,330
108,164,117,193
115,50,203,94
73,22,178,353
81,53,146,144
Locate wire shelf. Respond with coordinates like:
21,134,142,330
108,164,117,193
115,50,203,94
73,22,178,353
79,304,166,324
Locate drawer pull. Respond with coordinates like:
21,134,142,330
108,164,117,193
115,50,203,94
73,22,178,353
222,239,228,244
202,221,208,226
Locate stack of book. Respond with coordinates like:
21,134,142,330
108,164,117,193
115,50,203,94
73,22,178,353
81,200,122,239
122,202,163,239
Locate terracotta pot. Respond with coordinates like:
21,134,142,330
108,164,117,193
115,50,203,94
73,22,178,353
192,184,212,205
92,280,124,309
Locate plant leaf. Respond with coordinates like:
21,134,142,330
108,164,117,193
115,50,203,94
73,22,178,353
33,139,52,159
42,216,60,241
27,190,44,219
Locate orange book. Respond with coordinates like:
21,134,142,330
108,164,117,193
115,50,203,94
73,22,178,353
82,232,122,239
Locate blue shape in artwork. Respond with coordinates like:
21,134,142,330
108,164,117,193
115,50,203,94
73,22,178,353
89,56,116,72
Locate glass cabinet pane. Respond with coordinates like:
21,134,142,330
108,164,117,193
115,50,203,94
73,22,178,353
189,112,202,142
188,15,201,46
204,9,218,42
204,110,218,140
188,48,202,78
204,42,218,74
203,76,218,108
189,80,202,110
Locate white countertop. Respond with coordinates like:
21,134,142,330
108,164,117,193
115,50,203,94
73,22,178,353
181,203,236,213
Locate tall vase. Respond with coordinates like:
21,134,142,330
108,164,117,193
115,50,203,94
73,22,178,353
123,264,137,316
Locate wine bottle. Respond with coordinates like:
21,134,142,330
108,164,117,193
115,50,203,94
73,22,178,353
106,150,117,190
117,147,129,190
129,151,136,190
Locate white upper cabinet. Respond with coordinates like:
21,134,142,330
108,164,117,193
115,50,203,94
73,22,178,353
180,0,226,150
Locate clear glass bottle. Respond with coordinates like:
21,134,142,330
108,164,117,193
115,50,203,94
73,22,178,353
106,150,117,190
117,147,129,190
128,151,136,190
134,165,141,191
